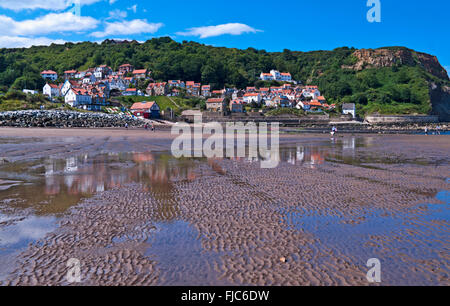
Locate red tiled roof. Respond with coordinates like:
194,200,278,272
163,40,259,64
309,100,322,107
41,70,57,75
147,82,167,88
130,101,156,110
72,88,89,95
132,69,147,74
206,98,225,103
231,100,244,104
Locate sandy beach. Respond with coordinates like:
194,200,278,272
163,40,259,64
0,128,448,286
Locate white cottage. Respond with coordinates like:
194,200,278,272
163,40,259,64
61,80,80,96
243,93,262,104
43,83,61,98
65,88,92,107
342,103,356,119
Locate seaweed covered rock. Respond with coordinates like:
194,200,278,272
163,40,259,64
0,110,145,128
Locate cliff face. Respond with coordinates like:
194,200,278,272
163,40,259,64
341,48,449,120
415,52,449,81
429,83,450,121
343,48,449,81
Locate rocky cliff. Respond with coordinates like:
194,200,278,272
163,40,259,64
341,48,449,120
429,83,450,121
343,48,449,81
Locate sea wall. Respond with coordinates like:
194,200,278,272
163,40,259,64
0,110,145,128
365,115,439,124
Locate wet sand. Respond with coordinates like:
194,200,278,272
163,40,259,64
0,128,448,286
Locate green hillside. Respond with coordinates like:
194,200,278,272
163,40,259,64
0,37,449,115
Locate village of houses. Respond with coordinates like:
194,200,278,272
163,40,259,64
39,65,357,120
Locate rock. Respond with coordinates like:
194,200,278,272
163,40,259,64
279,257,286,263
0,110,145,128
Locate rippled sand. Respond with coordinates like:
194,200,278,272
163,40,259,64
0,129,448,286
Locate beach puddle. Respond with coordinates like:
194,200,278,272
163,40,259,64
0,152,200,215
281,187,449,285
145,220,229,285
0,152,201,281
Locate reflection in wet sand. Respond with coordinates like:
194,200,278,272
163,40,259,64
0,152,198,216
0,152,199,280
0,135,448,285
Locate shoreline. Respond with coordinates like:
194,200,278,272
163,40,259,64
0,110,448,133
0,126,448,137
0,128,448,165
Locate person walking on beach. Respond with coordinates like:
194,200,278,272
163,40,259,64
331,126,337,136
125,123,128,129
151,123,155,132
144,124,148,130
425,126,428,135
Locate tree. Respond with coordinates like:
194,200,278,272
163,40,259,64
362,71,381,88
93,51,103,66
0,55,6,72
11,74,44,90
397,70,410,84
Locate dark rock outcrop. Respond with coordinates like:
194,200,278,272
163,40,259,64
0,110,145,128
429,83,450,121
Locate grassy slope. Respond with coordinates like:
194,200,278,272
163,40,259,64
116,95,196,114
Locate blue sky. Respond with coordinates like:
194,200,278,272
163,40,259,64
0,0,448,74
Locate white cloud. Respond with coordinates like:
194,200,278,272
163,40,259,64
108,9,127,20
109,0,117,4
91,19,163,37
0,36,67,48
176,23,261,38
0,13,99,36
0,0,103,11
